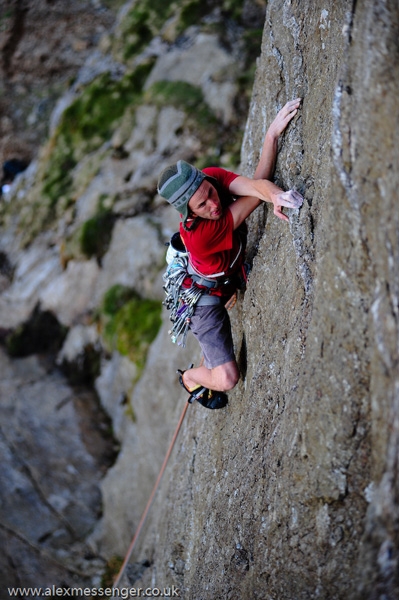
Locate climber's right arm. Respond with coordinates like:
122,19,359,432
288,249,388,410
228,177,303,227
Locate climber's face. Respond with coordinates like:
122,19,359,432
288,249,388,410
188,180,222,220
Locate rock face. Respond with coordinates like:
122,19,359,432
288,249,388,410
125,2,399,599
0,0,266,592
0,0,398,598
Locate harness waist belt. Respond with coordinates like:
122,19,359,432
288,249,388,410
187,263,229,288
196,294,221,306
191,274,220,288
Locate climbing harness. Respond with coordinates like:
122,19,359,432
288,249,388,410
162,233,242,347
163,233,215,347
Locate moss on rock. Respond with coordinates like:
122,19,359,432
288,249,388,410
14,61,155,244
80,210,116,260
100,284,162,374
144,79,226,154
116,0,176,60
102,284,137,317
44,62,154,201
113,0,251,60
2,1,262,248
145,80,218,131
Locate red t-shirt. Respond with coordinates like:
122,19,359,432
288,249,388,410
179,167,244,292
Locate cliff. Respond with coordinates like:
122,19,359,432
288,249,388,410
0,0,398,598
124,1,399,598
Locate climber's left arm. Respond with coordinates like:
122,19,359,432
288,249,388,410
253,98,301,180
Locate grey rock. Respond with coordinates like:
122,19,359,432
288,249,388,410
0,347,110,587
94,351,137,442
40,259,100,326
156,107,186,155
57,324,100,364
144,33,239,124
0,244,62,329
124,105,158,156
93,216,166,303
89,315,199,558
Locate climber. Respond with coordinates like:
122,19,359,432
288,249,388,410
158,98,303,409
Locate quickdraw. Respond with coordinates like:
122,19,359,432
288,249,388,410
162,253,205,347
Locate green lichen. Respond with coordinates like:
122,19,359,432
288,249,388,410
144,80,219,138
100,285,162,373
118,0,175,60
61,66,150,144
80,210,115,260
19,60,155,238
51,61,153,166
102,284,137,316
177,0,210,32
221,0,244,21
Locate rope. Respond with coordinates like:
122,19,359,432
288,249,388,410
112,295,238,585
224,291,237,311
113,400,190,588
113,292,244,586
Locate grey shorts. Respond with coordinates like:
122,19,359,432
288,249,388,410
189,302,236,369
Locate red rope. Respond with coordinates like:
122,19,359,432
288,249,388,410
113,400,190,588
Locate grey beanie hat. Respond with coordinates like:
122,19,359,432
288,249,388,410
157,160,206,221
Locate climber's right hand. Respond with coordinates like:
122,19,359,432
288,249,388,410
272,189,303,222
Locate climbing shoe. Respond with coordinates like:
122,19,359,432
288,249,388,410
197,389,228,410
177,367,228,410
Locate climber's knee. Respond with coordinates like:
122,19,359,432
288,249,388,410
212,361,240,391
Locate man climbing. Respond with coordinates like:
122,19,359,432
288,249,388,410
158,98,303,409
